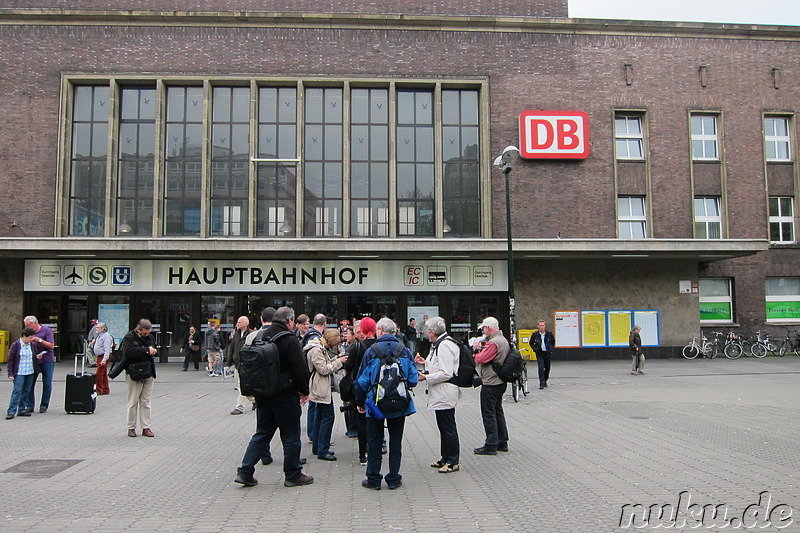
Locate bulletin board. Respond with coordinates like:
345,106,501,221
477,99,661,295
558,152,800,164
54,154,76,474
581,311,607,347
554,310,580,348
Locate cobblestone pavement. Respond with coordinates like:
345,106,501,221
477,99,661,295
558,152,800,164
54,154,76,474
1,357,799,532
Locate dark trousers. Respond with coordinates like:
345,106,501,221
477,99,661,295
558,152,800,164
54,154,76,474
537,351,552,386
238,393,303,481
356,410,368,460
306,401,317,441
311,401,334,457
366,415,405,487
182,349,200,370
435,408,460,465
344,404,358,435
479,383,508,449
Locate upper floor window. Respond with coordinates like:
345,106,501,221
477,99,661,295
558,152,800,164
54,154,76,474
618,196,647,239
691,114,719,160
70,85,109,236
614,114,644,160
694,197,722,239
769,196,795,243
62,78,485,239
765,116,792,162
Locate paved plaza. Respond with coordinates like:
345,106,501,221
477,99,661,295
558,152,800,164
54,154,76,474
1,356,799,532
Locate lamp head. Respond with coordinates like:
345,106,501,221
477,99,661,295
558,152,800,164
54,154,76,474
494,145,520,167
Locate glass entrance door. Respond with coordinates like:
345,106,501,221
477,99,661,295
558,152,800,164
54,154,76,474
137,295,192,362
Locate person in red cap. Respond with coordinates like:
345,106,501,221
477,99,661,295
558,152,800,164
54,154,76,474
342,317,376,465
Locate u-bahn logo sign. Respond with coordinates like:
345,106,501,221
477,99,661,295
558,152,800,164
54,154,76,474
519,110,590,159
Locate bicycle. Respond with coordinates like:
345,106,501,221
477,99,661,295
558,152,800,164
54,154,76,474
750,330,778,358
682,335,715,359
511,357,529,402
723,331,744,359
778,329,800,357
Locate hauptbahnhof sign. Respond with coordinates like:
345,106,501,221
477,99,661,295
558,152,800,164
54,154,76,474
24,260,508,293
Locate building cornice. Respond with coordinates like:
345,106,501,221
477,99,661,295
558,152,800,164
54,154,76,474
0,238,769,262
0,9,799,41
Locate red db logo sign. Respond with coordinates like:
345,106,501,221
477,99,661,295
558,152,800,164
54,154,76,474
519,110,590,159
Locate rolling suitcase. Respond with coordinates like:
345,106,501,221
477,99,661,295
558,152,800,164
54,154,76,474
65,354,96,414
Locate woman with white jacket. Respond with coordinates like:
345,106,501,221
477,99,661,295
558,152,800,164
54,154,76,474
415,316,461,473
306,328,347,461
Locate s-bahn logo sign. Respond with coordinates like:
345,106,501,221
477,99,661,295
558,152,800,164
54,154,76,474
519,110,590,159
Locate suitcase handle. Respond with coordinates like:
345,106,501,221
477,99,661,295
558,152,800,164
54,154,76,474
74,353,86,375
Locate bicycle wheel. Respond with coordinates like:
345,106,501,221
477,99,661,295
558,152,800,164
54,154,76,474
682,344,699,359
779,339,790,357
751,343,767,358
521,365,529,395
724,343,742,359
511,381,521,402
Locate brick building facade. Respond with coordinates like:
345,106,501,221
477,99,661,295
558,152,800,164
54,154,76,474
0,3,796,360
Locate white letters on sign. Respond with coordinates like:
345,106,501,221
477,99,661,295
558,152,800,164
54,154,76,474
518,110,590,159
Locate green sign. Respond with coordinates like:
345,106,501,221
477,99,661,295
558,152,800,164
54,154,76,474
700,302,732,321
766,300,800,320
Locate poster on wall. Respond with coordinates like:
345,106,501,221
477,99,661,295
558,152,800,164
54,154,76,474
554,311,580,347
98,303,130,346
608,311,633,347
633,310,660,346
581,311,607,347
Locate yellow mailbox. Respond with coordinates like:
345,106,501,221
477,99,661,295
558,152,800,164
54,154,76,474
517,329,537,361
0,330,9,363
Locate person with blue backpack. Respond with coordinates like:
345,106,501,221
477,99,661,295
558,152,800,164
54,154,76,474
355,317,418,490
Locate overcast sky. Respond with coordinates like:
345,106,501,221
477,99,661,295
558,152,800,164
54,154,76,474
569,0,800,26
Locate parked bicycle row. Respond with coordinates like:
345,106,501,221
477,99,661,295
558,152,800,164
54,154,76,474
683,328,800,359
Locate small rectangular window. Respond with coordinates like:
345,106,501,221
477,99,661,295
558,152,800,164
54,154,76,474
765,117,792,162
614,114,644,160
694,197,722,239
618,196,647,239
699,278,733,323
769,196,795,243
691,114,719,161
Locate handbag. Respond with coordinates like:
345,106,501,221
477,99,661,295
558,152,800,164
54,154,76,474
127,359,153,381
339,372,354,401
190,344,200,352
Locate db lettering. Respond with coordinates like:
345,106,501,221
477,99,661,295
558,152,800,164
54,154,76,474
519,110,590,159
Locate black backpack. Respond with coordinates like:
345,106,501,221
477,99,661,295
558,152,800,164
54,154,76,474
491,346,524,383
435,336,479,388
370,342,411,416
238,329,294,398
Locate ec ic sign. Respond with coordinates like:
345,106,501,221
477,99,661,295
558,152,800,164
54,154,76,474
519,110,590,159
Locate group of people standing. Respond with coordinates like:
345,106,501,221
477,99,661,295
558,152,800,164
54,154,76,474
230,307,525,491
5,316,55,419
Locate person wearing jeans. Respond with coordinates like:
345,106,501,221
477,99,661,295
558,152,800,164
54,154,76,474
23,316,55,414
306,328,347,461
6,328,38,419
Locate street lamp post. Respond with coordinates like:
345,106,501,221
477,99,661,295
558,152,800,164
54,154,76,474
494,146,520,344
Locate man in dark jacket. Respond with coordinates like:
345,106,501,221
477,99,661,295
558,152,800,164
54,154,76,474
530,319,555,389
342,317,377,465
119,319,158,438
234,306,313,488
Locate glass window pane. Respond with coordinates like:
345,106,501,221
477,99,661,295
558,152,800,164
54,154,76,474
278,88,296,122
618,197,631,216
371,125,388,160
232,88,250,122
306,88,323,122
442,91,459,124
351,89,369,124
691,116,703,134
630,198,645,217
780,197,793,215
351,125,369,160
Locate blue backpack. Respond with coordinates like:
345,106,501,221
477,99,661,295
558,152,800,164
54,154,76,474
370,342,410,417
